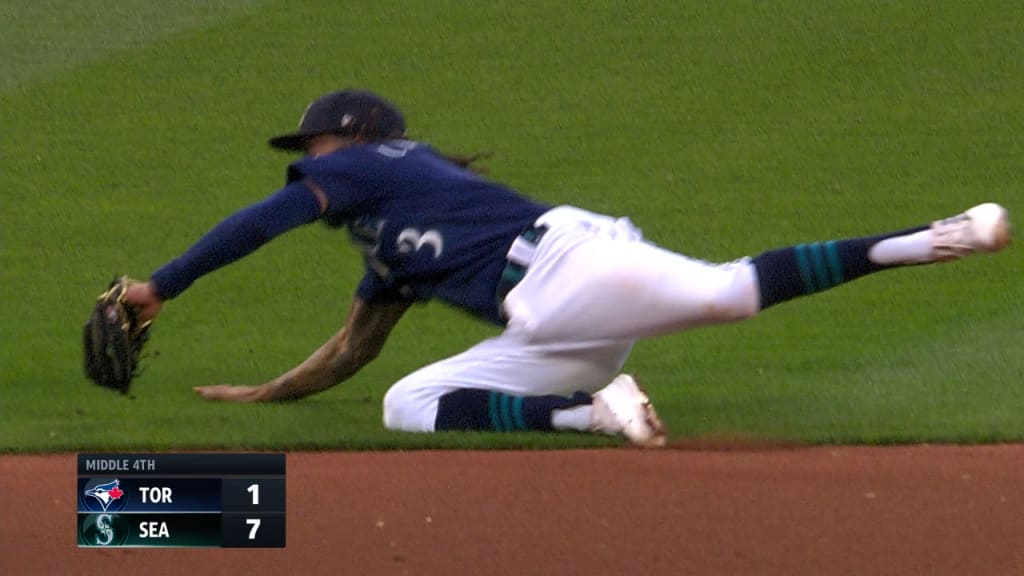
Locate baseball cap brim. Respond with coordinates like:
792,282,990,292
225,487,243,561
268,130,322,152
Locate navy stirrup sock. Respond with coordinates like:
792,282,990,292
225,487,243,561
435,389,592,431
752,225,929,309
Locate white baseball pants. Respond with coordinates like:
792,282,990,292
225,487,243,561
383,206,761,431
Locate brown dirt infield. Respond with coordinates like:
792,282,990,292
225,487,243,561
2,445,1022,576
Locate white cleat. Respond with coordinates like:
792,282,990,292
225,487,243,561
591,374,667,448
932,202,1012,261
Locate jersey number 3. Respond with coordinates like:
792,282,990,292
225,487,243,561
396,228,444,259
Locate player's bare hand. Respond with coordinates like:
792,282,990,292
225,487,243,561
123,280,164,324
193,384,269,403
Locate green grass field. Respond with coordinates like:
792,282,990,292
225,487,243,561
1,1,1021,452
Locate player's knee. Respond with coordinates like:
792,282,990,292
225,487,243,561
382,384,434,432
381,386,408,430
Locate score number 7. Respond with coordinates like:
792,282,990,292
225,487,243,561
245,518,261,540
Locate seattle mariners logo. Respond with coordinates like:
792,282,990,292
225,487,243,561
79,513,130,547
81,478,127,512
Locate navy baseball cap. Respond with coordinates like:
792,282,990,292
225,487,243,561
268,89,407,151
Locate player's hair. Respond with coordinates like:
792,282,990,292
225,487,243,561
353,108,492,174
441,151,493,174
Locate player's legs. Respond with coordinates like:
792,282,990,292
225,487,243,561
383,202,1009,445
382,333,631,431
503,203,1011,344
381,334,664,445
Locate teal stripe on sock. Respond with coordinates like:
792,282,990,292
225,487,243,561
824,240,844,286
809,243,831,290
488,392,503,431
512,397,526,430
499,393,513,431
793,244,817,293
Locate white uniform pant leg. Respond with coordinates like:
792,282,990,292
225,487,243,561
382,334,633,432
503,208,761,344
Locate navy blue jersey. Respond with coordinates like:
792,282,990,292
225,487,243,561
287,140,550,325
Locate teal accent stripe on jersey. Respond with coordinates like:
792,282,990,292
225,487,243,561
499,393,513,431
793,244,817,293
521,227,543,243
809,243,830,290
501,265,526,285
512,397,526,430
824,240,844,286
488,392,502,431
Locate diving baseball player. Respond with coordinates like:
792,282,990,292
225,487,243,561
122,89,1012,447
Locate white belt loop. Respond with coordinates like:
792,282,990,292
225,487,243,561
506,235,538,267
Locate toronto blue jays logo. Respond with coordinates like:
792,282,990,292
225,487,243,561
83,479,125,512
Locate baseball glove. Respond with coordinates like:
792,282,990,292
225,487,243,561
83,276,152,393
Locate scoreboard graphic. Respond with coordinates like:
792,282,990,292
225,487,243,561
77,454,285,548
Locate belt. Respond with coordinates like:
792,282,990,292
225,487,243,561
495,223,549,307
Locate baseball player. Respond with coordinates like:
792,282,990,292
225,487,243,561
123,89,1012,447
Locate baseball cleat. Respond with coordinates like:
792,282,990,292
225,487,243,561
931,202,1011,261
591,374,667,447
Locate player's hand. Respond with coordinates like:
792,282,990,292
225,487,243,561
193,384,269,403
123,280,164,324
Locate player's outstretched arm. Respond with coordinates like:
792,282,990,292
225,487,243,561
194,297,411,403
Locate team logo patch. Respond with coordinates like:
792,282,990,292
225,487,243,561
79,513,130,547
82,478,127,512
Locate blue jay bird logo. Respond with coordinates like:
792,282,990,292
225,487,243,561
84,479,125,512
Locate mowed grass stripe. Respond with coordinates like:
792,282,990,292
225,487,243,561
0,0,268,93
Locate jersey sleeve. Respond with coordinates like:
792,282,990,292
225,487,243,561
150,180,321,300
287,154,378,222
355,270,414,304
